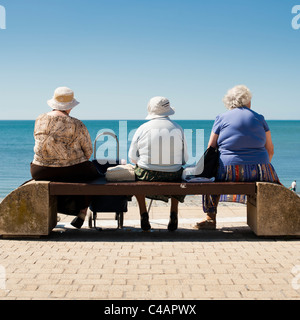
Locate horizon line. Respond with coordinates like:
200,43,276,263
0,118,300,121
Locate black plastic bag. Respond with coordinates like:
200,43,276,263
196,146,220,178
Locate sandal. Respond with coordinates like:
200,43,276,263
195,219,216,230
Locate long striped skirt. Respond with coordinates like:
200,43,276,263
203,163,280,214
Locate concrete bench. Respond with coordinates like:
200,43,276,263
0,178,299,237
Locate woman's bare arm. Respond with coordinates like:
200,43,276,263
265,131,274,162
208,131,219,149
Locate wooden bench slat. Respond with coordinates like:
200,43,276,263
49,180,256,196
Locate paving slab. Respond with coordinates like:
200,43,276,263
0,196,299,300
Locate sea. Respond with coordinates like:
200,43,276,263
0,120,299,200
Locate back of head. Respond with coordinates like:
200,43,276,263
223,85,252,110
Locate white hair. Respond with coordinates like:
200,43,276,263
222,85,252,110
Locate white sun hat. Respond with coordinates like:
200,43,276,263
47,87,80,111
146,96,175,120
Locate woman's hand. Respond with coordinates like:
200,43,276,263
130,158,137,164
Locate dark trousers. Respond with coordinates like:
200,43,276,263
31,161,100,216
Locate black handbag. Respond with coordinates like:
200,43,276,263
196,146,220,178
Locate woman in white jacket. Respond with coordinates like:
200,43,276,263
129,96,188,232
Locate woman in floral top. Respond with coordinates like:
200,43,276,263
31,87,100,229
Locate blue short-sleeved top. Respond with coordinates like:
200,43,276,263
212,107,270,166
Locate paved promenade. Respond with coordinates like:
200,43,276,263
0,196,299,300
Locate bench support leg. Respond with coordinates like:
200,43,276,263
247,182,300,236
0,181,57,237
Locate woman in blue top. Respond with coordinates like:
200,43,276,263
196,85,280,230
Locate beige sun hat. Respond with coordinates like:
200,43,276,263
47,87,80,111
146,96,175,120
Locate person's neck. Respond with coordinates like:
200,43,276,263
53,110,69,116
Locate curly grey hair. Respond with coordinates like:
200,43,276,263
222,85,252,110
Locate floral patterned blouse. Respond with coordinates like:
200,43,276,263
32,113,93,167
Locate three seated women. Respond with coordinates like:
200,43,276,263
31,85,280,231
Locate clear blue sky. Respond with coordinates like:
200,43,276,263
0,0,299,120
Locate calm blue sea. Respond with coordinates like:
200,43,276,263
0,120,299,199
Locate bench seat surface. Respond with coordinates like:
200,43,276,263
49,178,256,196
